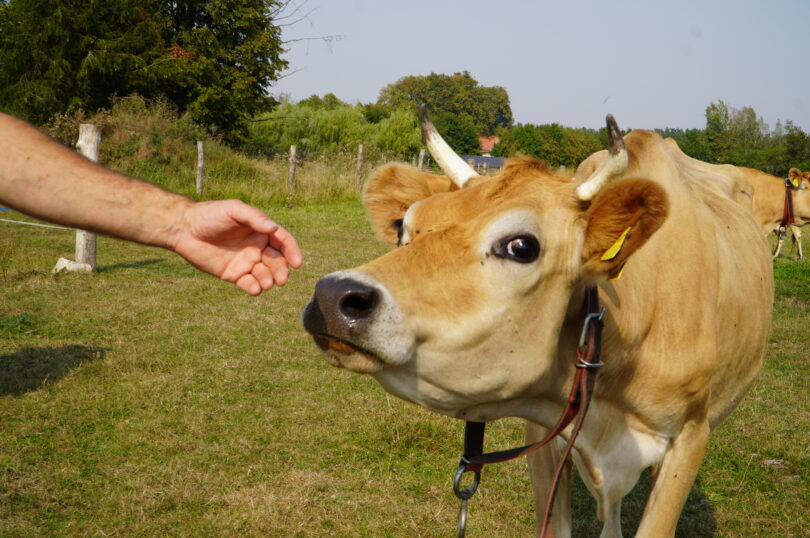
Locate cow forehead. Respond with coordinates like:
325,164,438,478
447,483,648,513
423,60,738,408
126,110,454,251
408,166,578,233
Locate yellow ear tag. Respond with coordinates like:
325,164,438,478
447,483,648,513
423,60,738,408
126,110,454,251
608,261,627,281
791,177,801,188
601,226,632,261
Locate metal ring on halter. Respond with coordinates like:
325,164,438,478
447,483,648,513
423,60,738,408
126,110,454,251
453,459,481,500
577,307,606,350
457,498,469,538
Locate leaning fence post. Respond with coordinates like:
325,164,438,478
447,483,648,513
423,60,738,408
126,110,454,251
288,145,297,192
73,124,100,272
196,141,204,196
356,143,364,190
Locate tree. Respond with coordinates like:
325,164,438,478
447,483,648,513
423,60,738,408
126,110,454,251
474,85,513,137
783,121,810,171
493,123,601,167
562,128,603,167
704,100,732,163
372,108,422,158
246,100,370,156
360,103,391,124
433,111,480,155
298,93,346,109
678,129,712,163
727,106,766,168
492,124,542,157
245,99,423,160
377,71,513,136
0,0,288,140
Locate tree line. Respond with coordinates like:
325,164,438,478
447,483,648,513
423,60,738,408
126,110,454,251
658,101,809,176
249,89,810,179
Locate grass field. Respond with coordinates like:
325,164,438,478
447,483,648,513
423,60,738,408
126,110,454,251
1,201,808,537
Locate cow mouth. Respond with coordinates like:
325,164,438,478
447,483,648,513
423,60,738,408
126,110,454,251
311,334,385,373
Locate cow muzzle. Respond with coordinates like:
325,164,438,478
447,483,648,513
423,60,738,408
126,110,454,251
302,271,414,373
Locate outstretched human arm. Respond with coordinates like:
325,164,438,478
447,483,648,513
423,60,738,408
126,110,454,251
0,112,302,295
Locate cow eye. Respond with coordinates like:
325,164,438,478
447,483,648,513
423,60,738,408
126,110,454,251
393,219,404,246
494,235,540,263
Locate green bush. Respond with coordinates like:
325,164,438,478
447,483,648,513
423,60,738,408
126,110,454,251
42,95,363,204
246,102,370,157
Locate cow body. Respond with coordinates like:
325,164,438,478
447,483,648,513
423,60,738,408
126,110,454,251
303,122,773,537
743,167,810,259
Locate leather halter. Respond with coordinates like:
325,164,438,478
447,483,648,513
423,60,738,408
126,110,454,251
780,177,796,229
453,286,605,537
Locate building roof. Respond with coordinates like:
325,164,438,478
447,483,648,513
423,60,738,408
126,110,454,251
460,155,506,172
478,136,500,154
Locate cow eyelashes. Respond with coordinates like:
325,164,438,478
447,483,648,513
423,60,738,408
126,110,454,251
493,235,540,263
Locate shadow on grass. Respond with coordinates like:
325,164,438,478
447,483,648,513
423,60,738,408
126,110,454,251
0,345,108,396
570,470,716,536
97,258,164,273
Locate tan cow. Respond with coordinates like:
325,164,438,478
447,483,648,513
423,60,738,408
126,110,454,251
743,167,810,260
303,111,773,537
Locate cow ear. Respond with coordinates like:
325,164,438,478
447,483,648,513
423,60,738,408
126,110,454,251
363,164,457,244
581,179,669,280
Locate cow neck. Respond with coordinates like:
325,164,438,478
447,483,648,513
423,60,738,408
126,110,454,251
452,285,605,538
781,178,796,227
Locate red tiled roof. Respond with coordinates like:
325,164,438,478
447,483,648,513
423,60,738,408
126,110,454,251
479,136,500,153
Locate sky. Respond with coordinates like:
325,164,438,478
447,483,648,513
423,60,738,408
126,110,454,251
273,0,810,132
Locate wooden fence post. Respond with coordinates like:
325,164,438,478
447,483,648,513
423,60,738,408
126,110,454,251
418,149,425,170
356,143,364,190
288,145,297,191
74,124,100,271
196,141,204,196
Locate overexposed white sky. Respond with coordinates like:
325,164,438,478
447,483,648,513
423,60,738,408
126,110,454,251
274,0,810,132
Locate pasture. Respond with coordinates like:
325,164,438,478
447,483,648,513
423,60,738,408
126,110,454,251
1,201,808,536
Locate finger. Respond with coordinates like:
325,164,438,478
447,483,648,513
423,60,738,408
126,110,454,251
219,245,263,283
251,262,275,291
235,273,262,296
262,247,291,286
224,200,280,235
267,225,303,268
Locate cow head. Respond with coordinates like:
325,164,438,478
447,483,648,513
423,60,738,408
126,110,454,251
788,167,810,189
302,109,669,423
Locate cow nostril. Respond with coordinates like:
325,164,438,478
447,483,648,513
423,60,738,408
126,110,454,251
340,289,378,319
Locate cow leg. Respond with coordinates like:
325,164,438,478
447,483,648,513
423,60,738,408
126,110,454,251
790,225,802,260
634,418,709,537
773,227,786,258
525,421,572,538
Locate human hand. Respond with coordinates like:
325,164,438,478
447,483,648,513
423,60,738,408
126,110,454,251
173,200,303,295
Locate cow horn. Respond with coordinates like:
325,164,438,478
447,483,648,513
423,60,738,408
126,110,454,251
575,114,628,201
419,104,480,188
